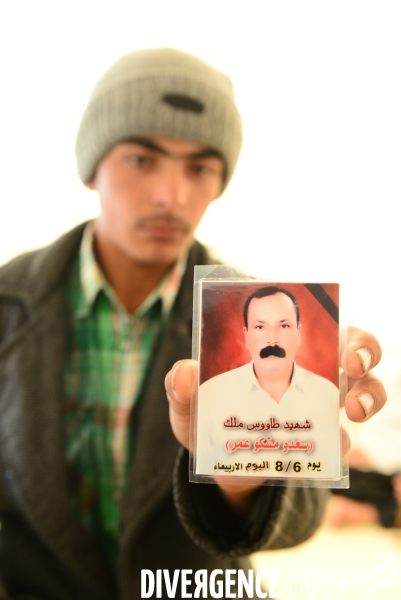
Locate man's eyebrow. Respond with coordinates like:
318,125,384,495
189,149,224,161
253,318,291,323
125,137,169,155
122,137,224,161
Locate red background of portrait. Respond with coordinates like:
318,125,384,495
199,282,339,386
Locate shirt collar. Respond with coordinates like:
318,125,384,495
289,363,306,393
76,221,188,319
78,221,106,316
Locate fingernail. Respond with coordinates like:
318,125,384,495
355,347,372,374
356,392,375,417
171,363,185,397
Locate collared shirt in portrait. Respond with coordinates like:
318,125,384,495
196,361,341,480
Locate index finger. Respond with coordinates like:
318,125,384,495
341,326,382,379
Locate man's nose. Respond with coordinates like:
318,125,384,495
264,327,278,344
149,164,189,209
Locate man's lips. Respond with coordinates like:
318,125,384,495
136,216,190,241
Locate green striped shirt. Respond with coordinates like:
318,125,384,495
64,221,186,565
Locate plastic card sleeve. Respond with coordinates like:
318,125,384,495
189,265,349,489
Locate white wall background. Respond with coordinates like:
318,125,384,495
1,1,401,460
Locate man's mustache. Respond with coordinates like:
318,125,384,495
260,345,286,359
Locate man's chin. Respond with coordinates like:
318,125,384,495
255,357,288,372
129,241,190,268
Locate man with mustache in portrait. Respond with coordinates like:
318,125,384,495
0,48,386,599
242,286,334,404
196,286,341,477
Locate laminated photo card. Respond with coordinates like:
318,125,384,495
190,266,349,488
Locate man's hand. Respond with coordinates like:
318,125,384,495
165,326,387,516
165,359,261,515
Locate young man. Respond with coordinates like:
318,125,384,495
0,48,386,599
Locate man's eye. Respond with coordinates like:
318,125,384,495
126,155,151,166
189,164,212,176
281,324,290,329
255,325,263,330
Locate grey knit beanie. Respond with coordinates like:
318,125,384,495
75,48,242,192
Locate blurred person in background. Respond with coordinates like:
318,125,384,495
325,450,401,528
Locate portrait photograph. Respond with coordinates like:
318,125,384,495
194,279,343,483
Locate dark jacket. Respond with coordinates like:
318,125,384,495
0,224,326,599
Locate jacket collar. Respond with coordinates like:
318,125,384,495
0,223,87,309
